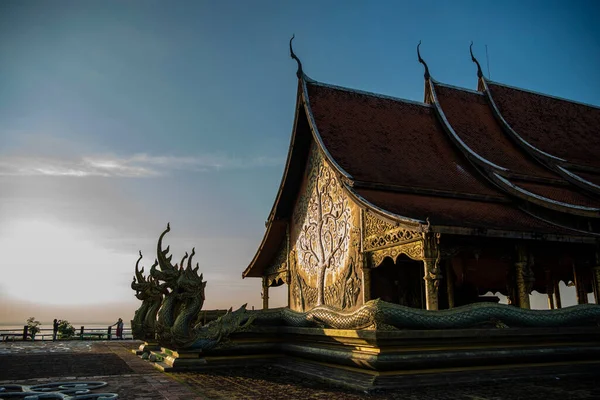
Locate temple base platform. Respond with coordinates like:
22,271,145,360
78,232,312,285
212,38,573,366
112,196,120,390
142,325,600,390
133,341,162,356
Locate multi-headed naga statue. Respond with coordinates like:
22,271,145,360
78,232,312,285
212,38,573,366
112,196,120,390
150,224,185,345
133,223,256,351
131,251,164,340
170,248,207,348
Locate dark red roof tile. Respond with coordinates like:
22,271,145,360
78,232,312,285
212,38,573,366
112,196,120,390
434,84,555,179
306,82,498,197
487,82,600,169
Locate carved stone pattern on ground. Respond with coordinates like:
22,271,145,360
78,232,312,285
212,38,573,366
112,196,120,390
0,381,118,399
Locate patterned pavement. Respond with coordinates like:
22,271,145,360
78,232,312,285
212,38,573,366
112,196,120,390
1,340,599,399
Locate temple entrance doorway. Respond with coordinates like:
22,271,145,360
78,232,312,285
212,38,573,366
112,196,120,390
371,255,425,309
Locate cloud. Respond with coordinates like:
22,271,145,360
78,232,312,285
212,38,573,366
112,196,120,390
0,153,283,178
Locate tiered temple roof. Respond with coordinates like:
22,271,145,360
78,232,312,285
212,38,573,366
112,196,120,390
243,42,599,278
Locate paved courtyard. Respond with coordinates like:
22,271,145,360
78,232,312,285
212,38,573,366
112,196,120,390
1,340,599,399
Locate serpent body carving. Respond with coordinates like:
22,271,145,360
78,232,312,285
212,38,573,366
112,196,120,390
251,299,600,330
184,304,254,350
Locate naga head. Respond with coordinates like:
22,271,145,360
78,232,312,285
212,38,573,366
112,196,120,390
175,247,206,302
193,303,253,338
132,251,161,300
150,223,182,288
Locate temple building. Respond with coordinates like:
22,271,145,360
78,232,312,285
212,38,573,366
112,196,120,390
243,41,600,313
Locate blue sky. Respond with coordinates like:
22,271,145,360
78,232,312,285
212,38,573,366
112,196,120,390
0,0,598,323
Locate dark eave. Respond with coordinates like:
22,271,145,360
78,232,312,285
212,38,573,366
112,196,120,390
479,76,600,197
427,78,600,219
242,219,287,278
342,183,427,231
244,73,358,279
432,225,597,244
350,179,509,203
243,80,307,279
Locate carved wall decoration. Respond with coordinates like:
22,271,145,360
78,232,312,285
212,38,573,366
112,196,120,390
292,255,361,311
295,147,352,306
363,212,420,251
289,143,362,311
368,240,424,268
265,237,289,286
364,211,397,238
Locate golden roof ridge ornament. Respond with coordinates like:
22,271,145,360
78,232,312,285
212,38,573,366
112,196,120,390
470,41,484,78
289,34,304,79
417,40,430,80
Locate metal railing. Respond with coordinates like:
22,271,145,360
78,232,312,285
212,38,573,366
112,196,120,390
0,326,134,341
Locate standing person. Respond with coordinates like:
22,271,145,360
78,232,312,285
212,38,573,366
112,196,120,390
117,318,124,340
53,319,59,341
112,318,124,340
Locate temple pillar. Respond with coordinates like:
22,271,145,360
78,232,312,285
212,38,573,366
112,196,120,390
262,277,269,310
593,267,600,305
362,267,371,304
423,259,440,310
554,280,562,309
422,233,442,311
593,249,600,305
545,270,555,310
446,261,455,309
515,245,530,309
573,265,588,305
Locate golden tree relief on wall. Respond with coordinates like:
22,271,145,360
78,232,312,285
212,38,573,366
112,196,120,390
291,145,360,310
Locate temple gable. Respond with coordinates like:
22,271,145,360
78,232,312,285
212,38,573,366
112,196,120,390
289,143,362,312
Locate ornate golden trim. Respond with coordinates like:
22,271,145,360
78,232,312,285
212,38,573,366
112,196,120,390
364,211,396,238
266,270,289,286
264,237,288,286
363,211,420,252
368,240,424,268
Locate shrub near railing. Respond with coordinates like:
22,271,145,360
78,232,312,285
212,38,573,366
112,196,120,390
57,320,76,339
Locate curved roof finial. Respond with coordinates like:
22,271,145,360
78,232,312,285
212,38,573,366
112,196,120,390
470,41,483,78
417,41,430,80
289,34,304,79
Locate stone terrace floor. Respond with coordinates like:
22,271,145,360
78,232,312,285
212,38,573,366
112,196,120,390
1,340,599,399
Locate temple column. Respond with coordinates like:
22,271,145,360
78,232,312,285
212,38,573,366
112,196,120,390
422,233,442,311
515,245,531,309
593,267,600,305
262,277,269,310
362,267,371,303
573,265,588,304
554,280,562,309
593,249,600,305
446,261,455,309
423,259,441,310
545,270,555,309
287,273,291,309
